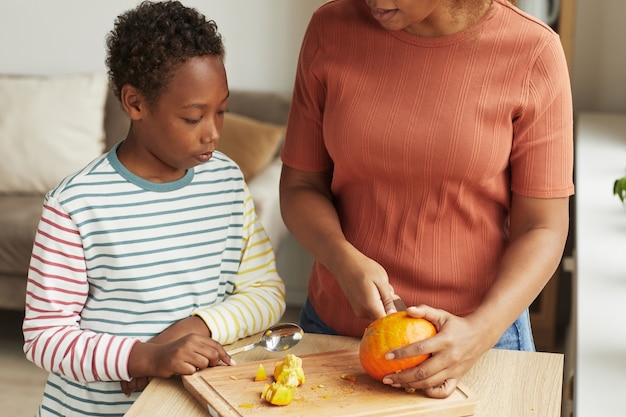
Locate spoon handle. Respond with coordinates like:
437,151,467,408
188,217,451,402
227,342,258,356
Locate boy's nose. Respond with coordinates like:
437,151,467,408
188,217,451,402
201,120,220,143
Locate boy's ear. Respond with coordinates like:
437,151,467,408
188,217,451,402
120,84,146,120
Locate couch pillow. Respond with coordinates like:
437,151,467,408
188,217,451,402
218,112,285,181
0,73,108,194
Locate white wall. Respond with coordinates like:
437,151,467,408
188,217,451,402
1,0,624,110
0,0,323,94
571,0,626,113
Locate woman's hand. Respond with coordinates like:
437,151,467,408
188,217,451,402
331,250,398,321
380,305,498,398
279,165,397,320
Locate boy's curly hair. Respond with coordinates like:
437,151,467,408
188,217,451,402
105,0,225,105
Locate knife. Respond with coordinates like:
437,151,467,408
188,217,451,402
393,297,407,311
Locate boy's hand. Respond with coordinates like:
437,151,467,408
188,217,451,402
128,333,232,378
121,376,151,397
150,315,212,344
122,317,231,395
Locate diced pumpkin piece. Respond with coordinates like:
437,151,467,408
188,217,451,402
254,364,267,381
261,382,294,406
273,354,305,387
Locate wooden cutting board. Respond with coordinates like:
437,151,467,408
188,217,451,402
182,349,478,417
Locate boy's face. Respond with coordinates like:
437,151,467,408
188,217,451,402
122,55,229,182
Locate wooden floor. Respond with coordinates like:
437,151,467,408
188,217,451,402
0,309,48,417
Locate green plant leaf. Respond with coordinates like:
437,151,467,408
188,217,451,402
614,176,626,203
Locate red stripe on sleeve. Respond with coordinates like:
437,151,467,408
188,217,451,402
33,241,85,261
44,204,72,219
30,254,86,273
37,229,82,249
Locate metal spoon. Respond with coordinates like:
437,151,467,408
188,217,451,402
227,323,304,356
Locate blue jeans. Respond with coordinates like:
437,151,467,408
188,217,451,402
492,308,536,351
299,298,340,335
300,297,536,351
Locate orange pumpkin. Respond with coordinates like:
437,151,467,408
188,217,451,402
359,311,437,381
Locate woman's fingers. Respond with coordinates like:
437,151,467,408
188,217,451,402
383,358,458,398
423,378,459,398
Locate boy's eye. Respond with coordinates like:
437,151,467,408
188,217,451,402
183,109,227,124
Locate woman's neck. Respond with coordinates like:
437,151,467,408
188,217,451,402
404,0,493,37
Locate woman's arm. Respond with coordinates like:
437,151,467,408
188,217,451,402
382,193,570,397
279,164,397,320
471,193,570,343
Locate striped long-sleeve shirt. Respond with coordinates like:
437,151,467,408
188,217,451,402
23,144,285,416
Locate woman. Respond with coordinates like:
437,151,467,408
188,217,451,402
279,0,573,398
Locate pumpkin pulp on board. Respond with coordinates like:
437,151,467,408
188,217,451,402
260,353,306,406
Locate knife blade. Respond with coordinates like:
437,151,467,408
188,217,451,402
393,297,407,311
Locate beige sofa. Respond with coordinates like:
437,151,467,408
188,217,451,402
0,77,292,311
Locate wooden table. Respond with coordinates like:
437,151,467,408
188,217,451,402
124,332,563,417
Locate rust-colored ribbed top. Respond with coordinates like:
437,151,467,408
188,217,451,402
281,0,574,337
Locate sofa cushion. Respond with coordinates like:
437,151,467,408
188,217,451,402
0,73,108,194
0,196,43,276
218,112,285,181
247,158,288,248
227,90,291,126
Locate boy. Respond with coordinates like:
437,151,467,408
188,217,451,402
23,2,286,416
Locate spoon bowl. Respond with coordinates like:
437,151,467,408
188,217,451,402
227,323,304,356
